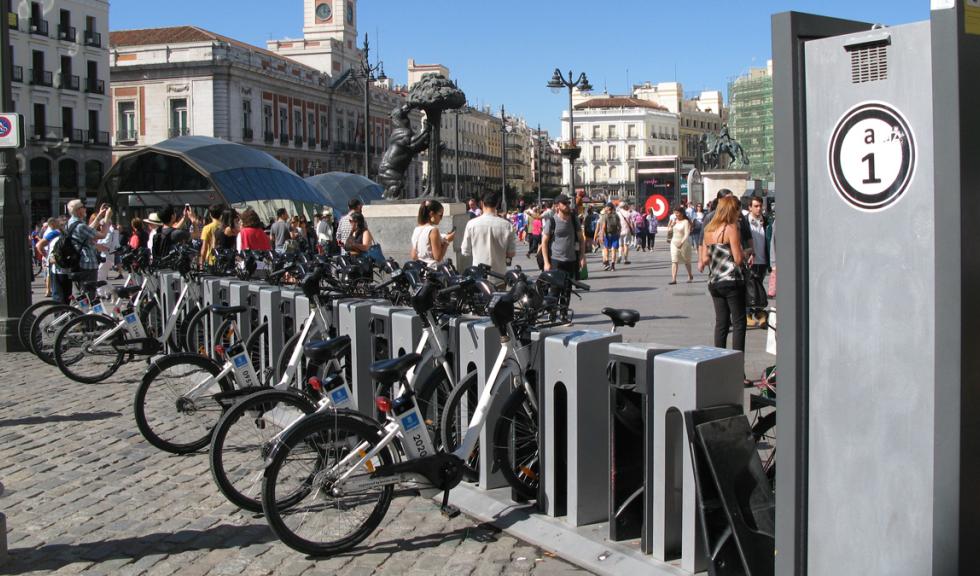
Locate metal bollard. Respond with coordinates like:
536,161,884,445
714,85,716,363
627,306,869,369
223,280,252,339
390,309,423,359
539,330,622,526
606,342,678,551
278,287,299,343
337,299,385,416
650,346,743,573
369,304,407,365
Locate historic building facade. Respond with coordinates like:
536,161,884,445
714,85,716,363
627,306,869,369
8,0,111,221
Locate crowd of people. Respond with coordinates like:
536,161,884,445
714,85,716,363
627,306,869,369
30,189,773,370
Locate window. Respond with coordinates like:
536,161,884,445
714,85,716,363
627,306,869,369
592,145,601,160
628,124,636,138
293,109,302,139
279,107,289,135
320,115,328,143
170,98,188,136
263,105,273,133
610,166,618,181
242,99,252,131
307,112,315,140
592,125,600,138
117,101,136,141
628,145,636,159
593,166,602,182
608,145,617,160
33,103,45,136
59,158,78,191
608,125,617,138
629,166,635,181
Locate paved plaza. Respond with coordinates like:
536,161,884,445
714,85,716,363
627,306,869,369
0,242,773,575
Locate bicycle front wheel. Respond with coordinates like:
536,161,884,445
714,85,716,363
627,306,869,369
134,353,231,454
262,411,394,557
53,314,126,384
439,370,480,481
19,299,57,351
210,388,316,513
493,384,541,501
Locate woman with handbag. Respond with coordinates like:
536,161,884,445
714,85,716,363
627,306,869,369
668,207,694,284
698,195,747,353
345,212,379,261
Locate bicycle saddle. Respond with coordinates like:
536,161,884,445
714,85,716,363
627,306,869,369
370,352,422,385
114,286,142,299
602,308,640,328
83,280,108,290
602,307,640,328
210,305,247,317
303,336,351,365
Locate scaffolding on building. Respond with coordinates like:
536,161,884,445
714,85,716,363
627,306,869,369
728,68,774,184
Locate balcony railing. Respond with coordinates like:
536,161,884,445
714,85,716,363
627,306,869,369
58,24,76,42
29,18,48,36
86,130,110,146
29,69,53,87
59,74,80,91
11,65,22,83
279,133,289,145
85,77,105,94
30,126,62,141
67,128,85,143
116,129,137,143
84,30,101,47
242,128,254,141
294,135,303,147
264,131,274,144
168,127,190,138
308,137,316,148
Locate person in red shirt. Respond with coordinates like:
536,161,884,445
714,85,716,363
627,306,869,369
238,208,271,251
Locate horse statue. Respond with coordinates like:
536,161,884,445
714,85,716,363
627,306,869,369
702,125,750,170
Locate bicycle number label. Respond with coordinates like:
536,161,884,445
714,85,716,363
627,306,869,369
92,304,105,315
329,386,353,409
828,101,916,211
230,351,260,388
401,412,420,431
124,313,146,339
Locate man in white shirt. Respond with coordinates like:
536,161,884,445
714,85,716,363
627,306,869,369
460,190,516,276
616,202,634,265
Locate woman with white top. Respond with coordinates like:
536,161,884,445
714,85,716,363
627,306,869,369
411,199,455,267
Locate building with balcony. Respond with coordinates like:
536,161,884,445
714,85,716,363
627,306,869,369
8,0,111,221
562,97,679,201
109,0,422,195
728,60,774,181
530,128,562,199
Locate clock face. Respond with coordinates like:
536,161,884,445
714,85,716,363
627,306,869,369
316,2,331,20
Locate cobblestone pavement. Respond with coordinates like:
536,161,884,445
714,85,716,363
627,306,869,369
1,243,771,575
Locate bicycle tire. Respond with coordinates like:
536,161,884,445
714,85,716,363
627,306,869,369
210,388,316,513
30,304,83,364
262,410,394,557
134,353,232,454
53,313,126,384
439,370,480,482
19,299,57,351
492,383,540,501
275,324,330,388
138,297,162,342
244,321,272,385
174,303,201,352
183,306,214,357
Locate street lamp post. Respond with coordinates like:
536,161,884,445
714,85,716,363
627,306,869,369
453,106,469,203
500,105,507,212
547,68,592,205
535,123,542,206
358,33,386,179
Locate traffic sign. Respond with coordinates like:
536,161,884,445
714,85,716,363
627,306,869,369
0,113,24,149
645,194,670,220
828,101,916,211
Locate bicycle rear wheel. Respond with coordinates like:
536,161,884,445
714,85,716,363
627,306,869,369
30,305,83,364
134,353,231,454
210,388,316,513
262,411,394,557
19,299,57,351
439,371,480,481
53,314,126,384
493,384,540,501
415,360,456,452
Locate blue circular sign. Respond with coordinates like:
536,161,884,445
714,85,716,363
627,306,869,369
0,117,11,138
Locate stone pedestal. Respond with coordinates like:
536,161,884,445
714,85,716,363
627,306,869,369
702,170,751,200
361,201,471,269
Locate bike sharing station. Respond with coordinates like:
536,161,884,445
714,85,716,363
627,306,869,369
771,4,979,575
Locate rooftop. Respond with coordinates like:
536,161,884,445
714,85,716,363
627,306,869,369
574,97,669,111
110,25,292,63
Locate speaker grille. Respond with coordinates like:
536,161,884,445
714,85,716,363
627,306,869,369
850,44,888,84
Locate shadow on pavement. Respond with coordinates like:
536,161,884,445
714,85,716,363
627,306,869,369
0,411,122,428
3,523,276,572
330,523,502,560
574,314,688,327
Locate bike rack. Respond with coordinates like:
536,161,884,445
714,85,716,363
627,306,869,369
159,272,181,317
278,287,300,343
539,330,622,527
222,279,252,340
257,286,284,377
336,299,385,416
369,304,407,366
606,342,678,552
650,346,743,574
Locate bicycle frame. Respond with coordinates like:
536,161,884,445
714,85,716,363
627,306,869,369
275,301,333,390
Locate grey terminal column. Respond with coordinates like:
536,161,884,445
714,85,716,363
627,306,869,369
773,7,979,575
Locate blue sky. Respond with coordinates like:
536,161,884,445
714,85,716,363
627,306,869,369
109,0,929,136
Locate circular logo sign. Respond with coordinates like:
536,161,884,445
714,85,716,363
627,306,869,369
828,102,916,211
645,194,670,220
0,117,11,138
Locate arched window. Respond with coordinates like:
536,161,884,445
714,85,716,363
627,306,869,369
85,160,104,191
30,157,51,188
59,159,79,192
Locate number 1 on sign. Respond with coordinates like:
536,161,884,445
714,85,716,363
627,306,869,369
861,153,881,184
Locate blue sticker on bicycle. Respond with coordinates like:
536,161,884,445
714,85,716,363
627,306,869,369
401,412,420,431
125,314,137,324
233,354,249,368
331,388,349,403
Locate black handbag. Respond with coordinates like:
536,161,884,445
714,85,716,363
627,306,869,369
746,268,768,309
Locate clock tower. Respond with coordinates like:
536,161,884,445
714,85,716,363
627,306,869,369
268,0,361,74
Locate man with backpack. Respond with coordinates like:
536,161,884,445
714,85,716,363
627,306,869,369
151,205,193,261
597,202,621,271
541,194,585,278
59,200,110,299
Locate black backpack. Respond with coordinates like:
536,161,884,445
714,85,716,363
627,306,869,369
53,221,82,272
603,212,621,237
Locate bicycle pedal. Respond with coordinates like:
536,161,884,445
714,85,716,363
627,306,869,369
440,503,460,519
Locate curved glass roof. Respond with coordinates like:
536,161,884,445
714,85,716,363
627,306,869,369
305,172,384,212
